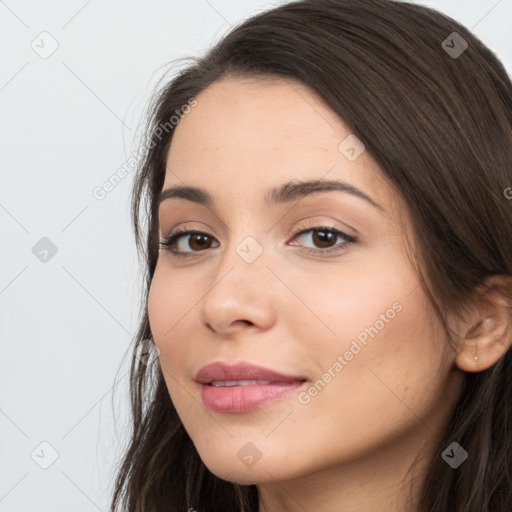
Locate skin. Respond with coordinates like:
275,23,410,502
147,76,511,511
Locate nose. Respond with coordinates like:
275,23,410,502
199,237,277,336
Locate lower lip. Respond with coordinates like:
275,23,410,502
200,381,307,413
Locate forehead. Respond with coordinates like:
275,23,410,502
163,76,397,216
167,76,344,165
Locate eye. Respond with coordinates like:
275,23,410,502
158,223,357,257
158,228,219,257
288,223,356,255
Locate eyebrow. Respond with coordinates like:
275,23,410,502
157,179,385,212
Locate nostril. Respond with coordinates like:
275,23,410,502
204,319,254,333
237,320,254,327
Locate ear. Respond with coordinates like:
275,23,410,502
454,274,512,373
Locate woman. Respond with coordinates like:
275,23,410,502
111,0,512,510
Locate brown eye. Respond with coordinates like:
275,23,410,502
187,233,213,251
311,229,338,249
159,230,219,256
289,225,357,255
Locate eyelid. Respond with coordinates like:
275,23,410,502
288,219,357,240
160,216,357,240
159,222,213,240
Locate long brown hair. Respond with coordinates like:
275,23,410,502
110,1,512,510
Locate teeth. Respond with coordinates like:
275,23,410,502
210,380,273,387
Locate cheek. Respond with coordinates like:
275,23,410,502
148,262,196,338
291,260,409,359
283,294,446,475
147,268,194,371
147,269,213,439
147,271,170,342
310,284,445,430
299,262,445,414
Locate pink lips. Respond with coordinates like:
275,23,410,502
195,361,308,413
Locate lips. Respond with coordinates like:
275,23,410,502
211,379,275,387
194,361,307,385
195,361,308,413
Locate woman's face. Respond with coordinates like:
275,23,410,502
148,77,463,489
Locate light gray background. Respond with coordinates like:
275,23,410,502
1,1,511,510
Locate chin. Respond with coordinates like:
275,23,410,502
200,450,303,486
201,460,261,485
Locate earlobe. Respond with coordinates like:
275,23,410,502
454,275,512,373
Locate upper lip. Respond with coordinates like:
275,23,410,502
194,361,307,384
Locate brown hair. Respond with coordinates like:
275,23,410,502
110,0,512,510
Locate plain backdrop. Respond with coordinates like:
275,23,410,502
1,1,511,510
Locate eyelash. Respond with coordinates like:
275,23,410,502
158,223,357,258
